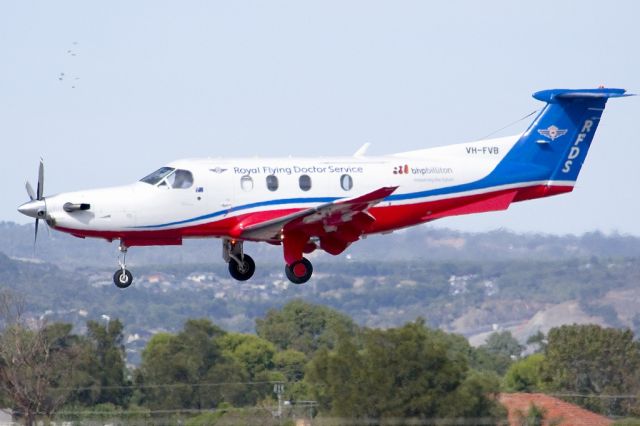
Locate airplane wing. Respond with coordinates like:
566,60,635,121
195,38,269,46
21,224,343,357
233,186,398,242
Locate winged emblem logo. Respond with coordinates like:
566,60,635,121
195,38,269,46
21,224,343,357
537,125,568,141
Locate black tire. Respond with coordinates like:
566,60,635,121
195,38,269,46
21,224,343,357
228,254,255,281
285,258,313,284
113,269,133,289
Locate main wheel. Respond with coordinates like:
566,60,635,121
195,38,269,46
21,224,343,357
228,254,255,281
113,269,133,289
285,258,313,284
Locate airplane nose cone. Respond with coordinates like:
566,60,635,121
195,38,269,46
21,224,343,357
18,200,46,219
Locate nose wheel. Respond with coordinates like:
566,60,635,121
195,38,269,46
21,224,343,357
285,258,313,284
114,269,133,288
113,243,134,289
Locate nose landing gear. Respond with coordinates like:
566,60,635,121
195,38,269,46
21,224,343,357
113,243,133,289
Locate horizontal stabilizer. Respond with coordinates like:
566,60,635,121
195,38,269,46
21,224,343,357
533,88,632,103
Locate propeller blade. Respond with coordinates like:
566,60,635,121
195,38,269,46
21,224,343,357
34,218,39,247
37,159,44,200
25,181,36,201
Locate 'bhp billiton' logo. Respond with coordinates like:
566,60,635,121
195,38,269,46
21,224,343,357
393,165,410,175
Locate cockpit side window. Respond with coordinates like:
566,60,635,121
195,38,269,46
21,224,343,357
140,167,193,189
140,167,175,185
170,169,194,189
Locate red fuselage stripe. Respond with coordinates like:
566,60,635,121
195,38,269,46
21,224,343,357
54,184,573,246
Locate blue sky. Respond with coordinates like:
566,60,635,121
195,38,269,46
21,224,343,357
2,1,638,235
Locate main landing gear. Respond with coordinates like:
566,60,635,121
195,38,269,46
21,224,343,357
223,239,255,281
113,243,133,289
281,232,315,285
223,239,314,284
285,258,313,284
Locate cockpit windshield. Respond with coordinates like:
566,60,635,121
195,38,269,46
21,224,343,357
140,167,175,185
140,167,194,189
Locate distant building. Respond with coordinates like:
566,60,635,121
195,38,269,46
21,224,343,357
0,409,13,426
499,393,612,426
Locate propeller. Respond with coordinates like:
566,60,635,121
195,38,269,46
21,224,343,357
18,159,46,246
35,159,44,243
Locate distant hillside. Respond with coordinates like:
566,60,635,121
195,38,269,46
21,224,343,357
1,233,639,365
3,221,640,268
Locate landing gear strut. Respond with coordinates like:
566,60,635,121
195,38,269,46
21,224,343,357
113,243,133,289
285,257,313,284
223,239,255,281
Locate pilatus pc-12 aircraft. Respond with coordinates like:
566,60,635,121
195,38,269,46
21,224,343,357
18,88,631,288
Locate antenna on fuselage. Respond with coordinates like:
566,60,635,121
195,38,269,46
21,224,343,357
353,142,371,158
476,110,538,141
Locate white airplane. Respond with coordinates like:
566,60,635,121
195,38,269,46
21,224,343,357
18,88,631,288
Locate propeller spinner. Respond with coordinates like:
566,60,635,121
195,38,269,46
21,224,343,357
17,159,47,244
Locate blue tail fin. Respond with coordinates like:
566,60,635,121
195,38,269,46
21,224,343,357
501,88,630,183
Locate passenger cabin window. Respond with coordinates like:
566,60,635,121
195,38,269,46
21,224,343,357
241,175,254,191
340,174,353,191
299,174,312,191
266,175,279,191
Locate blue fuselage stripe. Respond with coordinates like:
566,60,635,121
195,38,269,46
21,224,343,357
134,197,338,229
133,172,552,229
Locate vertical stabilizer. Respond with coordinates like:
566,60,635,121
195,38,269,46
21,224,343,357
498,88,630,183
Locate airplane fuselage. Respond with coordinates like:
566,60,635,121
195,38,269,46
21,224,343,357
43,135,565,245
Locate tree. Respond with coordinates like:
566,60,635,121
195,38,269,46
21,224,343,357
306,328,365,417
483,331,523,359
137,319,226,410
515,403,547,426
526,331,547,353
0,291,84,425
542,324,640,416
219,332,278,404
220,333,276,380
471,347,511,376
256,299,358,357
306,319,504,422
474,331,524,375
202,356,249,407
503,353,545,392
84,319,130,406
274,349,307,382
137,319,257,411
441,370,506,420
